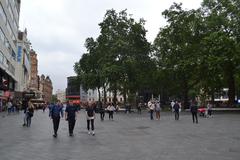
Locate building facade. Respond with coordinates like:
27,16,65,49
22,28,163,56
39,74,53,103
56,89,66,103
66,76,80,105
15,29,31,92
29,49,38,90
0,0,21,103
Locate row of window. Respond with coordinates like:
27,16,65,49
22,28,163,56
0,27,16,60
0,51,15,75
0,2,17,46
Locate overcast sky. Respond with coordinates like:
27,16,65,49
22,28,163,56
19,0,202,93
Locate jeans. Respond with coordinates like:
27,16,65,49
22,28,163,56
26,115,32,127
100,112,105,121
192,112,198,123
175,111,179,120
150,110,154,120
68,119,76,134
52,116,60,135
109,111,113,120
87,119,94,131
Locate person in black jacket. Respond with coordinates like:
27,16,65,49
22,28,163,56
190,101,198,123
173,101,180,120
65,101,78,136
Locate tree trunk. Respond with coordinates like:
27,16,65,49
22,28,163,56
97,87,101,102
113,85,117,106
103,85,107,106
227,72,235,107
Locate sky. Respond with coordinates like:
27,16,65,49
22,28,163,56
19,0,202,93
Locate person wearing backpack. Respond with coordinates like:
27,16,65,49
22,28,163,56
49,101,63,138
173,101,180,120
26,102,34,127
65,101,78,136
86,103,95,135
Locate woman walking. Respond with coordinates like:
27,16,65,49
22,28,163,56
107,103,115,120
26,102,34,127
86,103,95,135
155,101,161,120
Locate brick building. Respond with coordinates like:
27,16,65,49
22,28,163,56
29,49,38,90
39,75,53,103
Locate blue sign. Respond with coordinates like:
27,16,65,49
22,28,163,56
17,46,22,62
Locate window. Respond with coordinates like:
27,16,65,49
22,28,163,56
0,28,4,42
0,51,3,63
13,20,17,31
8,5,14,22
5,0,9,6
0,4,7,24
6,21,12,37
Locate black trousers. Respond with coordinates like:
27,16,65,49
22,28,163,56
100,112,105,121
175,111,179,120
52,116,60,134
87,119,94,131
109,111,113,119
68,119,76,134
192,112,198,123
150,110,154,120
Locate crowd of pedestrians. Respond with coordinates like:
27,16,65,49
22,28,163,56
1,97,216,138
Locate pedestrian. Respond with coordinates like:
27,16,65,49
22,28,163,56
190,101,198,123
173,101,180,120
86,103,95,135
65,101,78,136
171,100,175,112
137,102,142,114
155,101,161,120
22,99,28,126
148,101,155,120
107,103,115,120
98,101,105,121
7,100,12,115
49,101,63,138
26,102,34,127
207,102,213,117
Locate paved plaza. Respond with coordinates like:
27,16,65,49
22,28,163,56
0,111,240,160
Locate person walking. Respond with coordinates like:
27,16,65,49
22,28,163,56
155,101,161,120
86,103,95,135
65,101,78,136
148,101,155,120
171,100,175,112
173,101,180,120
207,102,213,117
22,99,28,126
49,101,63,138
107,103,115,120
7,100,12,115
137,102,142,114
190,101,198,123
98,102,105,121
26,102,34,127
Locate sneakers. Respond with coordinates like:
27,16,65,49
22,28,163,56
88,131,95,136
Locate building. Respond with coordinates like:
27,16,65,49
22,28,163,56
56,89,66,103
0,0,21,104
39,74,53,103
15,29,31,92
29,49,38,90
66,76,80,105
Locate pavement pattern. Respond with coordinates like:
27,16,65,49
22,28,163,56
0,110,240,160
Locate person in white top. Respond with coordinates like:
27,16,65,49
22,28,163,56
171,100,175,112
107,103,115,120
148,101,155,120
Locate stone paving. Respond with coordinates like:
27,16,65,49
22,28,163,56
0,110,240,160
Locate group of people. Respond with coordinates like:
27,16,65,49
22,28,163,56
48,101,119,138
148,101,162,120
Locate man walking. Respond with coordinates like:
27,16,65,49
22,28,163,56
49,101,63,138
65,101,78,136
173,101,180,120
190,101,198,123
